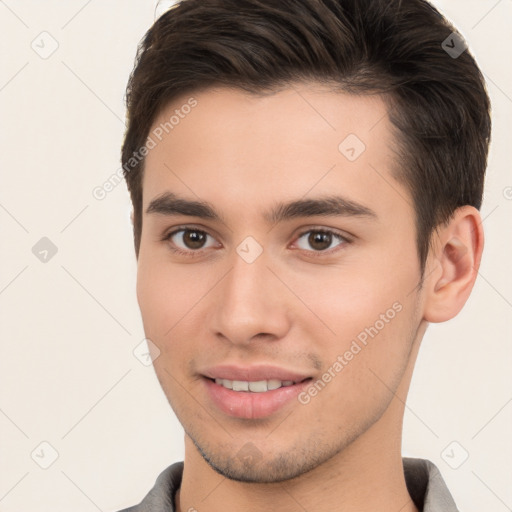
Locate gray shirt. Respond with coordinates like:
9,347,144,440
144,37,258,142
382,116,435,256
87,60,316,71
117,457,459,511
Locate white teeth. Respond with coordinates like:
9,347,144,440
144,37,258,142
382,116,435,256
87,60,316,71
248,380,267,392
232,380,249,391
215,378,233,389
214,378,300,392
267,379,282,390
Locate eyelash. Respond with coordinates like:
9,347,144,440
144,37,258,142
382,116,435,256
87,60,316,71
160,226,352,259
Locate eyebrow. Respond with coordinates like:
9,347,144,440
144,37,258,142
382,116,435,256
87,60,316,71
145,191,377,224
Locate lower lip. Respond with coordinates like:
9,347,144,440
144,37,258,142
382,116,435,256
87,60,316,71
202,377,312,419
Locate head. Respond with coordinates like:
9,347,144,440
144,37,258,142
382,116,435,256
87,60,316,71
122,0,490,484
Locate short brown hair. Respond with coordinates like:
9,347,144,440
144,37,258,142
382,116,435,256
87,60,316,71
121,0,491,274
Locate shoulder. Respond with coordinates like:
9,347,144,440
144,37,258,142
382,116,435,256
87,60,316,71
403,457,459,511
114,461,184,512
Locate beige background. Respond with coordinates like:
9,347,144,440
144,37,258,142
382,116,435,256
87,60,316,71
0,0,511,510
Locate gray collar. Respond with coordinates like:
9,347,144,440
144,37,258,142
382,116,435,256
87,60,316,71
121,457,459,512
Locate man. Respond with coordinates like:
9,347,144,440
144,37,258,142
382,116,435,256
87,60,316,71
118,0,491,510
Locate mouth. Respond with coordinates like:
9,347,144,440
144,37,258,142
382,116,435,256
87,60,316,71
202,376,314,419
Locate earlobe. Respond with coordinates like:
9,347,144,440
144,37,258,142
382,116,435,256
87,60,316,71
423,206,484,323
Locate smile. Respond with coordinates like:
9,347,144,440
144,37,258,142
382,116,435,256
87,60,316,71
213,378,308,392
203,376,313,419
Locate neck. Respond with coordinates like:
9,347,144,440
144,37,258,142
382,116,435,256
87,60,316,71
175,324,426,512
176,414,418,512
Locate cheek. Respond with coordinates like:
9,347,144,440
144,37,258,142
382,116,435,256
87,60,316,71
136,253,182,341
136,265,189,385
283,251,418,378
135,253,215,353
286,261,408,334
303,295,416,423
334,292,417,396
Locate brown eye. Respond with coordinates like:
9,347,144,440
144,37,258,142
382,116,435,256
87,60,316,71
308,231,332,251
295,229,347,253
181,229,207,249
165,228,217,253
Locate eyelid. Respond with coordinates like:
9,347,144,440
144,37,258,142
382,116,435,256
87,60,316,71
161,224,219,242
293,226,352,243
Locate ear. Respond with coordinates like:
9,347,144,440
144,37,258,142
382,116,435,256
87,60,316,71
130,210,134,226
423,205,484,323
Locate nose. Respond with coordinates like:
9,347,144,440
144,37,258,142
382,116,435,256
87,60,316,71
210,249,291,346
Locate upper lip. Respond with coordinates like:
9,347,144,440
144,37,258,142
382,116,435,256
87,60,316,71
201,364,312,382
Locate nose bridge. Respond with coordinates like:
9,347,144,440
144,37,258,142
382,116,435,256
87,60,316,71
230,247,269,299
211,245,289,343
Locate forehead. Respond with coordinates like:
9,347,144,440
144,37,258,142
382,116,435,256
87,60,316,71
142,82,409,220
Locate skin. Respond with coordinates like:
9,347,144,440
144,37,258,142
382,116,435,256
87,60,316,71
135,82,483,512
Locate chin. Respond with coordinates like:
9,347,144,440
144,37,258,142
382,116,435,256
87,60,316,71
192,435,337,484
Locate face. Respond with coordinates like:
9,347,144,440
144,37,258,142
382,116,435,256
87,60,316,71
136,82,426,483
